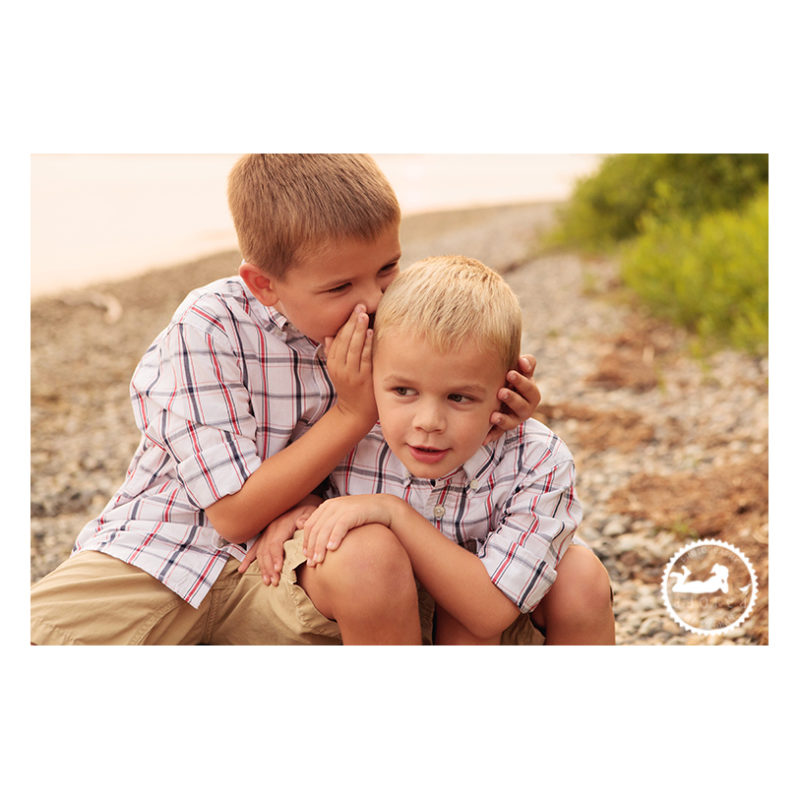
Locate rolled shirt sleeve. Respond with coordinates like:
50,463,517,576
479,439,582,614
75,278,337,609
132,318,263,510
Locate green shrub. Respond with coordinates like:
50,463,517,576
620,189,768,353
546,154,769,354
550,154,768,252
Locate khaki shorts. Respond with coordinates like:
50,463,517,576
416,585,544,645
30,529,544,646
30,529,341,645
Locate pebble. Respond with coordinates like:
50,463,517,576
503,252,766,646
30,204,768,646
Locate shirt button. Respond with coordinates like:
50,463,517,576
433,505,445,520
469,479,480,490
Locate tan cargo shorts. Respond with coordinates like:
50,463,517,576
30,528,544,645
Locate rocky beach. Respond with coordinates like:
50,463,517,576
30,202,769,644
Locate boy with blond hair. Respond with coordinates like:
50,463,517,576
30,155,540,645
268,256,615,644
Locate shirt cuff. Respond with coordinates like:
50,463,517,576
177,438,262,510
480,542,559,614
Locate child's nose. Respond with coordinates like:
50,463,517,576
361,283,385,316
414,401,446,432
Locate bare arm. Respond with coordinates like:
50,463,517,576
387,499,520,638
204,409,370,543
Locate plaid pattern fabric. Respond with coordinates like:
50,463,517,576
74,277,335,607
326,421,582,613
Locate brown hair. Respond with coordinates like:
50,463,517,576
227,154,400,277
375,256,522,371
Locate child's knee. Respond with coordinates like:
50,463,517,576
319,524,415,600
581,558,613,614
552,547,613,618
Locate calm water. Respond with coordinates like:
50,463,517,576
30,154,601,297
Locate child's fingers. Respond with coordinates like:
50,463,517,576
303,512,331,566
518,354,537,377
324,314,351,364
302,525,316,564
507,370,541,411
313,523,350,564
309,530,332,566
482,424,504,446
238,547,257,573
498,385,530,419
257,552,275,585
302,501,362,563
264,538,286,586
306,515,342,564
342,307,370,370
359,328,373,374
328,305,365,363
485,393,526,443
488,412,518,435
326,525,349,552
310,551,327,567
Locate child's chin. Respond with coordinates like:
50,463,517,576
410,468,443,479
404,460,450,481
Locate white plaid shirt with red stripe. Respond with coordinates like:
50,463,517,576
325,419,582,614
74,277,335,607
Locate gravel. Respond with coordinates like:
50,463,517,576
30,201,769,644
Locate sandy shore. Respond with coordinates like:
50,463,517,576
30,201,768,644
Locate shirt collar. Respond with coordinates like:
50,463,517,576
260,302,324,354
461,442,499,482
262,305,293,338
236,276,317,349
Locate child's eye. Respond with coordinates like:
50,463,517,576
448,393,471,404
327,283,351,294
393,386,415,397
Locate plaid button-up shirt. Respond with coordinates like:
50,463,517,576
325,420,582,613
74,277,335,607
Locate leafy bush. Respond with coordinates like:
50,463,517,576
547,154,769,353
550,154,768,252
620,188,768,353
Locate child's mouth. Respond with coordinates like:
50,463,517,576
408,445,448,464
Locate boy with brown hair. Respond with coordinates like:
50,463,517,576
264,256,615,644
30,155,539,645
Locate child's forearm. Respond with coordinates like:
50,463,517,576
383,497,520,639
300,492,521,638
204,405,373,544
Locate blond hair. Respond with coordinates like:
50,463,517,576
227,154,400,277
375,256,522,370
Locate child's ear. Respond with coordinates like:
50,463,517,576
239,262,280,306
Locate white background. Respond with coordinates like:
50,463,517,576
7,2,795,797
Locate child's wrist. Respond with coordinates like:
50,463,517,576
381,494,411,532
332,402,377,437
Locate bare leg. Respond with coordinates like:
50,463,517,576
299,523,422,645
531,545,615,645
434,604,501,645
